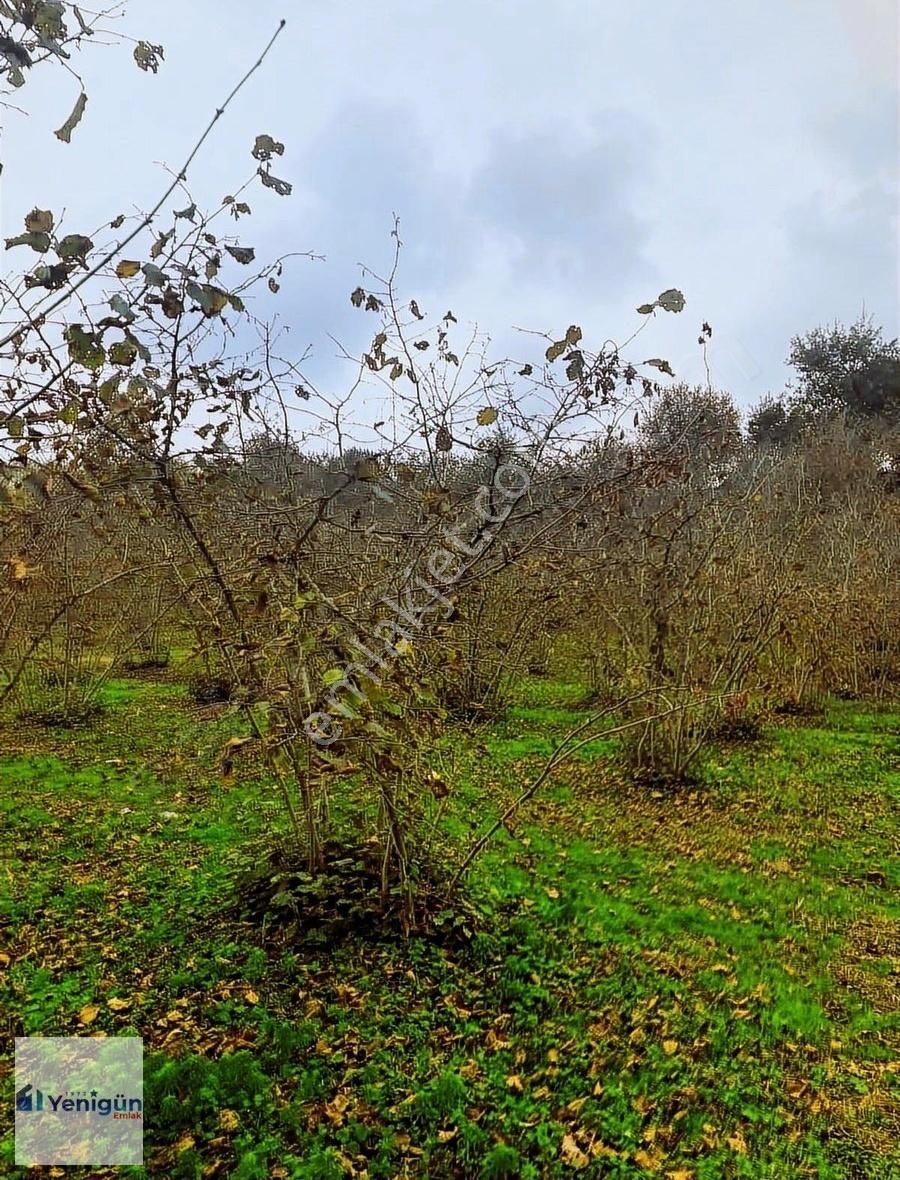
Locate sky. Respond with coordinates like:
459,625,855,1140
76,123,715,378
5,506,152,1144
3,0,899,416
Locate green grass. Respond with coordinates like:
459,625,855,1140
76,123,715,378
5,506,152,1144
0,680,898,1178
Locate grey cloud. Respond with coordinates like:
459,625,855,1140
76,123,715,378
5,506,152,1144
466,112,655,293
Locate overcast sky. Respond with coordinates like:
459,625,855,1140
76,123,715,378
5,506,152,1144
4,0,898,412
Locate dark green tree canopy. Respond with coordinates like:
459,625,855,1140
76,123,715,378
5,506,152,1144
638,383,742,471
787,315,900,423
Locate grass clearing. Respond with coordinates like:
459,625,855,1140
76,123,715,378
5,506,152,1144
1,678,898,1178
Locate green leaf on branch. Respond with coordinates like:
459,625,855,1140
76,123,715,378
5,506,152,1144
35,2,66,38
56,234,93,262
186,282,229,317
566,351,585,381
64,325,105,371
657,288,686,313
142,263,167,287
252,134,284,161
225,244,256,265
150,228,175,259
25,263,66,289
644,357,675,377
98,377,120,405
258,168,292,197
134,41,164,73
109,294,135,322
58,400,79,426
109,339,138,367
5,232,50,253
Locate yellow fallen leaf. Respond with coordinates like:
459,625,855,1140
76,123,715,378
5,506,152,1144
634,1146,664,1171
505,1074,524,1093
175,1133,195,1153
485,1028,510,1050
662,1039,679,1055
107,997,131,1012
224,736,254,754
218,1109,240,1132
244,989,259,1004
324,1092,350,1126
726,1132,748,1154
561,1133,590,1169
77,1004,99,1025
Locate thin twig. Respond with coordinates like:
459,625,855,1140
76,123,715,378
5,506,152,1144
0,18,287,350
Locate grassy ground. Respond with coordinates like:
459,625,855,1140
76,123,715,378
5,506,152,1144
0,675,898,1178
